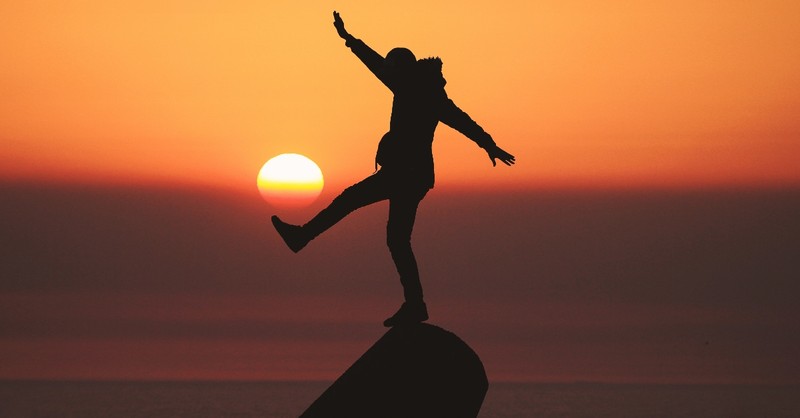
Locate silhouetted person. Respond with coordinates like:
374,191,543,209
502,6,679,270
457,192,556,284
272,11,515,327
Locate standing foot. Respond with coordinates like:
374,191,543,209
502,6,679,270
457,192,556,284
383,301,428,327
271,215,309,253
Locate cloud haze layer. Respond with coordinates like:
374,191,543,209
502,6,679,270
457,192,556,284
2,183,798,383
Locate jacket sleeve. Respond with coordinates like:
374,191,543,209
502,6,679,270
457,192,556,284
439,96,496,150
345,37,396,92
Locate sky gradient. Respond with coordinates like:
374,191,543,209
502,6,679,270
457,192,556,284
2,1,799,190
2,1,800,384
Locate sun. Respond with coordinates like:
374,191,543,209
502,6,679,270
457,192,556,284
257,153,324,208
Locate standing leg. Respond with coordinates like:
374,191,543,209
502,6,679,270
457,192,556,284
386,194,424,302
383,186,429,327
272,172,388,252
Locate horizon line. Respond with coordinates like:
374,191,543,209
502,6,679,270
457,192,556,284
2,377,798,387
3,175,800,195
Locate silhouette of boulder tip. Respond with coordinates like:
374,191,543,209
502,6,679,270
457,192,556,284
301,323,488,418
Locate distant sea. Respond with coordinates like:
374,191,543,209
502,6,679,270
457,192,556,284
2,380,799,417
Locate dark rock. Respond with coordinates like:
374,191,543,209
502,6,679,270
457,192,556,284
301,323,488,418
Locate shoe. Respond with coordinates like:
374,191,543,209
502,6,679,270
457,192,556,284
271,215,308,253
383,302,428,327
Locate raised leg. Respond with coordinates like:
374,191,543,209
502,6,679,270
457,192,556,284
273,172,388,252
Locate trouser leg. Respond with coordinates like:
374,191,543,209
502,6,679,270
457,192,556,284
386,189,427,303
302,173,387,240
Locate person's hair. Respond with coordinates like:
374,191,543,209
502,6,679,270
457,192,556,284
386,47,416,67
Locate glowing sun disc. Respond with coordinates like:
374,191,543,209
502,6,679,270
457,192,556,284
257,153,324,207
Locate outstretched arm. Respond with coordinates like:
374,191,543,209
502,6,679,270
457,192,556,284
333,11,395,90
440,97,515,167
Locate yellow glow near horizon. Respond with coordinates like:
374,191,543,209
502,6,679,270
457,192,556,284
257,153,324,207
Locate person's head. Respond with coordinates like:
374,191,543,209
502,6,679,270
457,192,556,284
385,47,416,70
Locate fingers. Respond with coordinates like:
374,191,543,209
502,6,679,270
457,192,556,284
495,157,514,166
488,146,516,167
490,153,515,166
501,151,515,166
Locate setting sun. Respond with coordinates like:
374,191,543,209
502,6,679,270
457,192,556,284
257,153,324,208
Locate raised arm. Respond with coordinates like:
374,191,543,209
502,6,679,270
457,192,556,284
440,97,516,166
333,11,395,91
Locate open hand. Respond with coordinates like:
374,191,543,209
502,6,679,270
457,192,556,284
333,11,349,39
488,145,515,167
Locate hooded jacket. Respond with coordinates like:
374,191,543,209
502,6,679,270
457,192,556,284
346,37,496,189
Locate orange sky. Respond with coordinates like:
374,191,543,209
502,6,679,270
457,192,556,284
2,1,800,192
